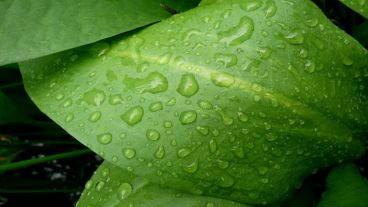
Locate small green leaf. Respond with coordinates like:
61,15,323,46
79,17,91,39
338,0,368,18
0,0,199,66
20,0,368,205
317,164,368,207
78,161,250,207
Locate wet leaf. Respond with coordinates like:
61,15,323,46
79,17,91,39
20,0,368,205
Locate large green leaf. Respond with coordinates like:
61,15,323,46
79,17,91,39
20,0,368,205
0,0,200,66
317,164,368,207
338,0,368,18
78,161,251,207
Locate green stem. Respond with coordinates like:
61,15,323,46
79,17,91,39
0,149,93,173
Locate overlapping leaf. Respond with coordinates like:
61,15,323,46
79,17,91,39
20,0,368,205
78,161,250,207
317,164,368,207
0,0,200,66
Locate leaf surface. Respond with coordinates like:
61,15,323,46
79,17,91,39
0,0,199,66
78,161,251,207
317,164,368,207
20,0,368,205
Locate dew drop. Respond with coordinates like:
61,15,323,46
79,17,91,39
342,56,354,66
149,101,163,112
82,88,106,107
183,159,198,174
65,114,74,123
198,100,213,110
304,60,316,73
124,72,168,94
237,112,249,122
177,148,191,158
196,126,209,135
263,0,277,18
108,94,124,105
209,139,217,153
211,72,235,87
240,0,263,11
89,111,102,122
121,106,144,126
179,111,197,125
285,30,304,45
219,173,235,188
154,145,165,159
218,16,254,46
214,53,238,68
146,129,160,141
123,148,136,159
257,166,269,175
97,133,112,145
117,183,133,200
95,181,105,191
177,74,199,97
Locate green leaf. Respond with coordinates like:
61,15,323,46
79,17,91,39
20,0,368,205
0,0,199,66
338,0,368,18
78,161,251,207
317,164,368,207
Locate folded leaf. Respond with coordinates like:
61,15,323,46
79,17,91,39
20,0,368,205
338,0,368,18
0,0,199,66
78,161,250,207
317,164,368,207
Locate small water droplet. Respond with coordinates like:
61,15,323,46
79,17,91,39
211,72,235,87
179,111,197,125
177,148,191,158
177,74,199,97
196,126,209,135
240,0,263,11
209,139,217,153
285,30,304,45
304,60,315,73
164,120,173,128
154,145,165,159
123,148,136,159
263,0,277,17
146,129,160,141
166,97,177,106
108,94,124,105
219,173,235,188
237,112,249,122
124,72,168,94
198,100,213,110
149,101,163,112
215,53,238,68
82,88,106,107
216,160,230,169
63,98,73,107
121,106,144,126
65,114,74,123
95,181,105,191
97,133,112,145
342,56,354,66
183,159,198,173
257,166,269,175
117,183,133,200
89,111,101,122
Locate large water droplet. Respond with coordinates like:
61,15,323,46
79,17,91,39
196,126,209,135
177,74,199,97
237,112,249,122
97,133,112,145
218,16,254,46
82,88,105,107
117,183,133,200
285,30,304,45
108,94,124,105
179,111,197,125
146,129,160,141
124,72,168,94
240,0,263,11
121,106,144,126
154,145,165,159
263,0,277,18
211,72,235,87
123,148,136,159
219,173,235,188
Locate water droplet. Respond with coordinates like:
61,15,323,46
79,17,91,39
65,114,74,123
216,160,230,169
342,56,354,66
97,133,112,145
63,98,73,107
209,139,217,153
123,148,136,159
263,0,277,18
222,115,234,126
117,183,133,200
183,159,198,173
106,70,117,82
124,72,168,94
121,106,144,126
166,97,177,106
285,30,304,45
215,53,238,68
89,111,101,122
158,52,172,65
198,100,213,110
154,145,165,159
304,60,315,73
146,129,160,141
149,101,163,112
108,94,124,105
177,74,199,97
219,173,235,188
85,180,93,189
237,112,249,122
182,29,202,41
179,111,197,125
206,202,215,207
305,18,318,27
95,181,105,191
240,0,263,11
82,88,106,107
211,72,235,87
218,16,254,46
177,148,191,158
299,48,308,58
196,126,209,135
254,95,261,102
256,47,272,59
